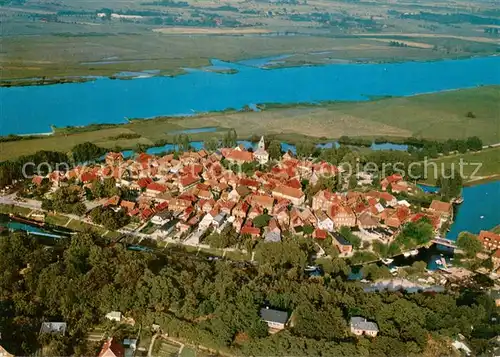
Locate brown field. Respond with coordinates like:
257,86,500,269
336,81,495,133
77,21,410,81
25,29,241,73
367,38,434,49
153,27,272,35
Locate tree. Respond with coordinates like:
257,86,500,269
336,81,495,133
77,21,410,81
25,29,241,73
253,214,271,228
267,141,282,160
71,142,105,163
205,137,220,152
222,129,237,148
457,232,482,258
436,169,462,200
296,142,315,158
339,226,361,249
348,175,357,189
466,136,483,151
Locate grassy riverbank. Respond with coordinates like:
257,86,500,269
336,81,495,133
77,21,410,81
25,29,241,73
420,147,500,184
0,86,499,162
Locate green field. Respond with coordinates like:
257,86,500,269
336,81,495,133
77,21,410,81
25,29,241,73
1,86,499,161
153,339,181,357
0,203,32,216
420,146,500,184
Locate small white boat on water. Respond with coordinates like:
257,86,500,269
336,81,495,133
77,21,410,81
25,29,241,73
381,258,394,265
410,249,419,256
403,252,411,257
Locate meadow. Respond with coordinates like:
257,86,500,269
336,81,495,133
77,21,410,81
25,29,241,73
421,147,500,184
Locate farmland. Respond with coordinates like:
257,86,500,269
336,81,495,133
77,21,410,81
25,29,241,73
1,0,499,81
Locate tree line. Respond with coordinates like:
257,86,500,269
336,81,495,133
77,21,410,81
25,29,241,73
0,230,497,356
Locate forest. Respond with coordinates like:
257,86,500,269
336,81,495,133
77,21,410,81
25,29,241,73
0,230,498,356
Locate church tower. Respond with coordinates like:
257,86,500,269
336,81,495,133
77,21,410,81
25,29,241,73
258,136,265,150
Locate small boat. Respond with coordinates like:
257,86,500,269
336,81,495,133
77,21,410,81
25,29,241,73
403,252,411,257
453,197,464,204
410,249,419,256
381,258,394,265
480,215,484,219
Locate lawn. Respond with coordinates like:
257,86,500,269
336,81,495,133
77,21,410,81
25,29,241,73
44,213,70,227
153,339,181,357
0,203,33,216
420,147,500,184
180,346,197,357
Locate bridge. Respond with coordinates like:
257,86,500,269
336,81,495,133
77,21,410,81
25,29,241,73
431,237,457,249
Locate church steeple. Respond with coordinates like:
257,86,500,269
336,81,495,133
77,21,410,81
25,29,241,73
258,136,265,150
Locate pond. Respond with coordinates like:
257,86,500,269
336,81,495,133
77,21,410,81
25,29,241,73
1,56,500,135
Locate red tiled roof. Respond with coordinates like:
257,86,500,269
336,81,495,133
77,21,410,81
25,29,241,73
180,175,200,188
272,185,304,199
32,175,44,185
241,226,261,236
224,149,254,162
429,200,452,213
80,172,98,183
98,338,125,357
479,230,500,245
137,177,153,189
146,182,167,193
313,229,327,240
120,200,136,211
239,178,259,188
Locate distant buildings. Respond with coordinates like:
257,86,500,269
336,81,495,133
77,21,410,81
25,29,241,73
478,230,500,251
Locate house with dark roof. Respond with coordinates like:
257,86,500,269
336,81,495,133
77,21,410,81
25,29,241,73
260,307,288,331
39,322,67,335
350,317,379,337
332,231,353,255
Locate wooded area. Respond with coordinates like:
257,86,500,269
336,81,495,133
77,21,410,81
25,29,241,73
0,231,498,355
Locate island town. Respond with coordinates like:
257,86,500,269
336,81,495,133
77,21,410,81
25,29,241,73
1,136,499,357
3,135,497,269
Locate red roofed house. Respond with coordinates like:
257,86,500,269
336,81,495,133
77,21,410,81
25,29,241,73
313,229,328,240
32,175,44,186
98,338,125,357
478,230,500,251
429,200,453,218
272,185,305,206
80,172,98,184
328,204,356,228
179,175,201,191
105,152,124,167
249,194,275,211
241,226,261,238
224,149,254,163
145,182,167,197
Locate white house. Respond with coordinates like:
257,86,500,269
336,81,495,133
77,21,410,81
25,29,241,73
105,311,122,322
315,210,334,231
151,211,171,225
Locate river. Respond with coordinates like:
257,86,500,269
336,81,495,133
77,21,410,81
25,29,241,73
1,56,500,135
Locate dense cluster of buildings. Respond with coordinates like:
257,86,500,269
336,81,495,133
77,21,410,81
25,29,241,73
31,137,453,253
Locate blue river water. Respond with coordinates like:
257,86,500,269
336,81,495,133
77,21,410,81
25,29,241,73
1,56,500,135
